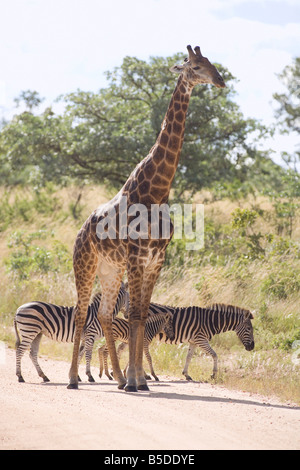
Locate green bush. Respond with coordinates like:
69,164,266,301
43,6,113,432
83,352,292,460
5,230,72,280
261,264,300,300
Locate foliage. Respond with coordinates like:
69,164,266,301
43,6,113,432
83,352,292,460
14,90,45,112
0,185,299,403
264,169,300,237
5,230,72,280
0,53,275,195
273,56,300,169
1,55,300,403
275,56,300,133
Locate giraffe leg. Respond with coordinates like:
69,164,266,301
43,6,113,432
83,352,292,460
126,265,162,392
68,303,91,389
125,267,144,392
68,248,98,389
136,267,164,390
98,267,126,389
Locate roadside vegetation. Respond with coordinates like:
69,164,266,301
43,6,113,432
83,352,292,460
0,53,299,404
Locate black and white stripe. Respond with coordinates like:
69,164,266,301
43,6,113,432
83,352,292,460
124,301,254,381
98,312,174,382
14,283,129,383
151,302,255,380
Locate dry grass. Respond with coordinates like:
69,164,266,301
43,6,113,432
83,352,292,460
1,184,299,404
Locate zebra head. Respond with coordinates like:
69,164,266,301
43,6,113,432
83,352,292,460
235,310,255,351
163,312,175,341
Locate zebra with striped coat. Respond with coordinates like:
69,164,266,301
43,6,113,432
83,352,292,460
14,283,129,383
123,302,254,381
98,312,175,382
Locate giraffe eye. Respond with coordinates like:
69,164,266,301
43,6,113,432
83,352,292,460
193,66,200,70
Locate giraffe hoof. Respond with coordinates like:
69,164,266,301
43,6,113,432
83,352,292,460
124,384,138,392
43,376,50,383
67,382,78,390
137,384,150,391
18,376,25,383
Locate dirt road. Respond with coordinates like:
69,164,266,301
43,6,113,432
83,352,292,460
0,346,299,450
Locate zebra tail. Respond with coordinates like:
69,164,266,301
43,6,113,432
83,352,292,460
14,318,21,349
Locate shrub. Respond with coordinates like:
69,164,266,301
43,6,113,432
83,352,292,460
5,230,72,280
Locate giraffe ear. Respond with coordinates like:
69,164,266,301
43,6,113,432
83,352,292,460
170,65,184,74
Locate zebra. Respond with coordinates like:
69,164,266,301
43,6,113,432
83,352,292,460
98,312,175,382
14,282,129,383
123,302,254,381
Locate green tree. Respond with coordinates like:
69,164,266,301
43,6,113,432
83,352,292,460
270,58,300,236
0,53,273,194
273,57,300,171
14,90,45,112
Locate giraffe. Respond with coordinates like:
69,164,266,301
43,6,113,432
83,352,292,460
68,45,225,392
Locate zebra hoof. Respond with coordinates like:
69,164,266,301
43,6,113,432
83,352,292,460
137,384,150,391
67,382,78,390
118,382,127,390
125,384,138,392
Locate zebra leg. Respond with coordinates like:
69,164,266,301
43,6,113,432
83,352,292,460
116,343,149,380
211,351,218,379
195,336,218,379
98,345,104,378
15,336,34,383
144,342,159,381
182,344,196,381
29,333,50,382
117,342,128,378
104,346,114,380
77,342,87,382
98,344,113,380
84,338,95,382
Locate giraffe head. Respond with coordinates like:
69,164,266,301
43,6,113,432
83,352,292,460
170,45,225,88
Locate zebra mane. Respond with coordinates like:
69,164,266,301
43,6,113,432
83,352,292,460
90,291,102,305
207,303,254,320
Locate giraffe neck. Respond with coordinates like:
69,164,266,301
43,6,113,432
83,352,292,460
123,75,194,205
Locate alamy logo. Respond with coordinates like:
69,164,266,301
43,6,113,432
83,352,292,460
96,196,204,250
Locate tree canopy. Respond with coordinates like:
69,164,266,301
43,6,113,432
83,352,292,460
273,57,300,172
0,52,289,197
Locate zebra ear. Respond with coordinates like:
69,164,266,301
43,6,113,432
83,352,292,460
245,311,254,320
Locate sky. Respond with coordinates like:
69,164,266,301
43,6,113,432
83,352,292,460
0,0,299,165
